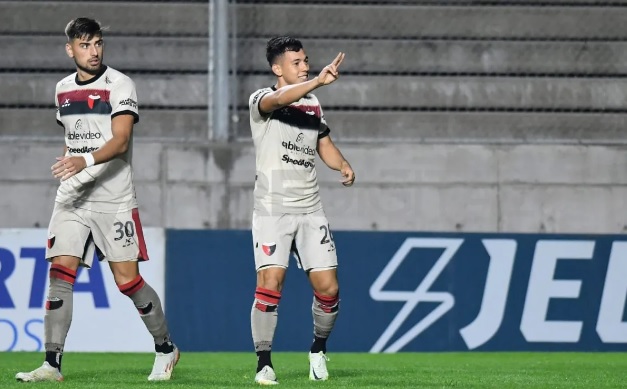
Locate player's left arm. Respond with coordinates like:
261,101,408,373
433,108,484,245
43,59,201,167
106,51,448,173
317,135,355,187
52,115,134,180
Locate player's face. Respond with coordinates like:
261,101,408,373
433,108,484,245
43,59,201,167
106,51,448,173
66,34,104,76
279,49,310,85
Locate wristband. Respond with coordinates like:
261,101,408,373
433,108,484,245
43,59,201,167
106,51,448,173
83,153,95,167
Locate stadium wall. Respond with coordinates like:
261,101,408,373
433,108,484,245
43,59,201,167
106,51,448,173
1,141,627,233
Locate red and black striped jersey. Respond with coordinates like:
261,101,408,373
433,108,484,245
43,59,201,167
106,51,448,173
54,66,139,213
249,86,330,215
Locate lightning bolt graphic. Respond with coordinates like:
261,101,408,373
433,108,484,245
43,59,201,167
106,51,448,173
369,238,462,353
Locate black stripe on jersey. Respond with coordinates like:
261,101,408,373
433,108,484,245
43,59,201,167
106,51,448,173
318,128,330,139
59,101,112,116
112,110,139,124
57,119,64,128
272,106,321,131
254,91,271,115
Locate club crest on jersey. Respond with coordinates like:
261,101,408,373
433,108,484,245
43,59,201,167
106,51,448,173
296,133,304,143
88,94,101,109
262,242,277,256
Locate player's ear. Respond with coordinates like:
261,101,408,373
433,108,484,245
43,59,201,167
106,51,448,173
271,63,282,77
65,42,74,58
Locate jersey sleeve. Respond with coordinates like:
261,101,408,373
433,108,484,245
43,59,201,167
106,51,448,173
318,103,330,139
110,76,139,123
55,83,63,129
249,88,272,123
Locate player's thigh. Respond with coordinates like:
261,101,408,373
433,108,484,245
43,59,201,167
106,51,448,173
294,209,338,272
46,203,91,261
252,211,296,271
88,208,149,262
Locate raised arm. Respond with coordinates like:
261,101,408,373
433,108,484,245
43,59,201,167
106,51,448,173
259,52,345,114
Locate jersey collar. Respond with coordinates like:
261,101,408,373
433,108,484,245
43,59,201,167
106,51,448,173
75,65,108,86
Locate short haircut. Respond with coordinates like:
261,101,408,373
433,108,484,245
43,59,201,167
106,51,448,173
64,18,103,41
266,36,303,66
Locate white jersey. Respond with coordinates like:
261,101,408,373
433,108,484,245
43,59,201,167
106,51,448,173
54,66,139,213
249,86,331,215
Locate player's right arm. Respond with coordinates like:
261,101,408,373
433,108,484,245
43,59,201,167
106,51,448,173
258,52,345,115
52,75,138,181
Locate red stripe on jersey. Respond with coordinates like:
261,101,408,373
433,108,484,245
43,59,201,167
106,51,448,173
50,264,77,284
57,89,111,106
132,208,149,261
119,275,145,296
255,287,281,305
291,104,321,118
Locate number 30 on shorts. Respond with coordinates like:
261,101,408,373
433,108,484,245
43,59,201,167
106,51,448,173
113,221,135,241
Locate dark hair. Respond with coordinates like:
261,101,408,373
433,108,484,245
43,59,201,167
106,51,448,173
266,36,303,66
64,18,103,41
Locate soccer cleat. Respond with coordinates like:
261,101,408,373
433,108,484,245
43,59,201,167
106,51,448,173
15,362,64,382
147,345,180,381
309,351,329,381
255,365,278,385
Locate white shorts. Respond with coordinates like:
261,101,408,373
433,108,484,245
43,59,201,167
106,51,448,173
46,202,149,267
252,208,338,272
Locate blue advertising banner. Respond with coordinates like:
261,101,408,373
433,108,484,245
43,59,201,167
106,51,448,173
0,228,166,352
165,230,627,352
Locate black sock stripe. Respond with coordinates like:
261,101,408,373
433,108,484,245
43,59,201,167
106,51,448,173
121,278,144,294
256,291,281,300
50,268,76,279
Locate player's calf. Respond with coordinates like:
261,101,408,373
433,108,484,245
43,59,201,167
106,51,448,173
118,275,170,341
252,287,281,376
117,275,179,380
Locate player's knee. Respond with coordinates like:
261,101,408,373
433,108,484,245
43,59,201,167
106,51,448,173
254,287,281,312
314,290,340,313
258,280,282,292
256,266,286,291
313,281,339,298
110,261,140,285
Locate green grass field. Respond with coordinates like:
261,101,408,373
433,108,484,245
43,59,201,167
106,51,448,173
1,352,625,388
